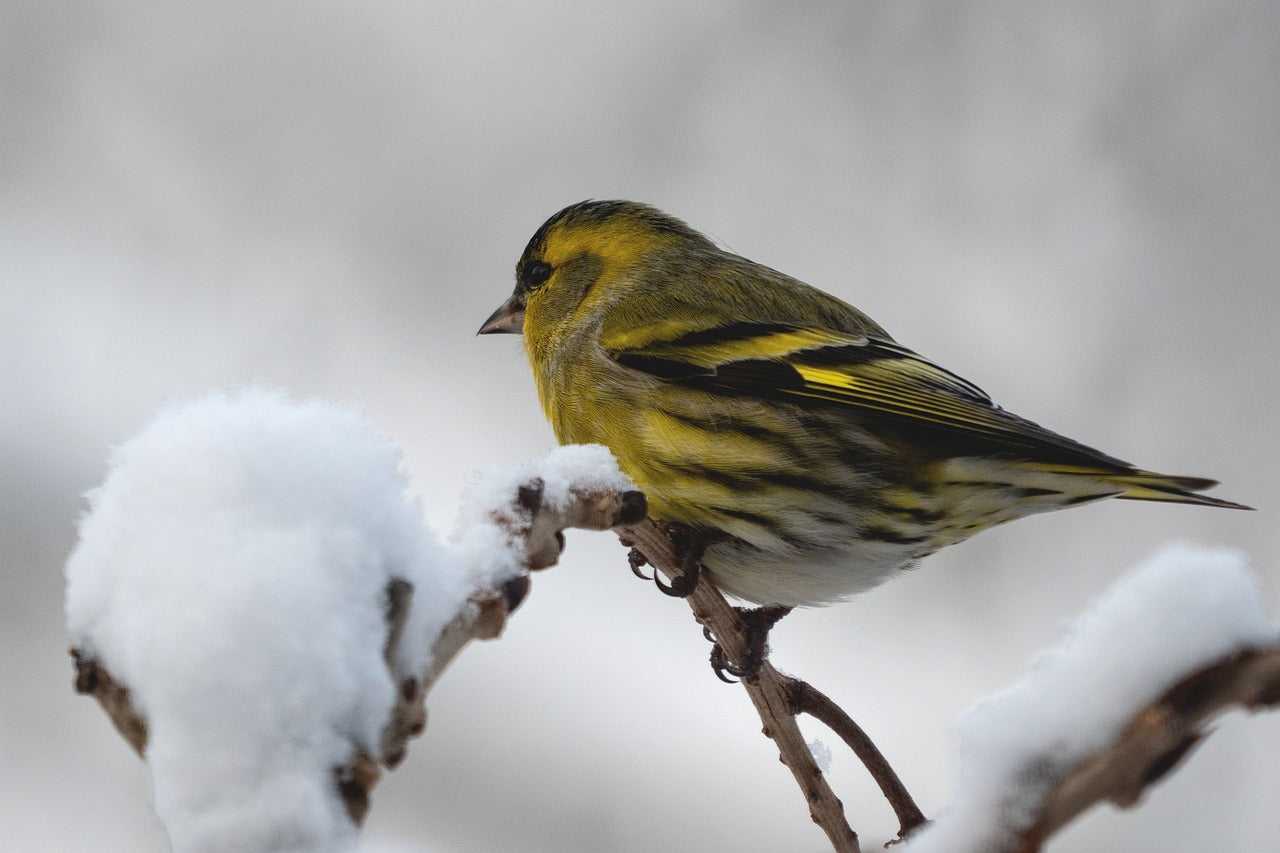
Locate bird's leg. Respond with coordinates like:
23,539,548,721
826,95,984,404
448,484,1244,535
706,604,793,682
631,523,790,681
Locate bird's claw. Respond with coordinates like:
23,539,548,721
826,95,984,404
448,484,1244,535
653,564,700,597
649,522,706,598
627,548,651,581
709,642,740,683
703,604,793,682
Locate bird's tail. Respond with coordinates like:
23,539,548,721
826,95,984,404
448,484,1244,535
924,458,1250,553
1011,462,1254,510
1105,470,1253,510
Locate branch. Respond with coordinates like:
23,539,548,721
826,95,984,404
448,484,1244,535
901,546,1280,853
378,480,646,771
618,518,925,852
69,405,1275,853
72,480,646,829
788,677,927,835
1012,646,1280,852
71,651,147,757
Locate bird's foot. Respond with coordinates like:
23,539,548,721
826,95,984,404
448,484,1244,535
650,522,705,598
707,604,792,682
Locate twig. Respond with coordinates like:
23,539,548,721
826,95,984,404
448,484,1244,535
619,518,874,853
70,650,148,757
356,480,649,815
614,521,1280,853
787,677,927,838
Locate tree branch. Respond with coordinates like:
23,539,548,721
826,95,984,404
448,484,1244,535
71,480,647,828
787,676,927,838
1012,645,1280,852
618,518,915,852
71,461,1279,852
378,480,646,773
618,520,1280,853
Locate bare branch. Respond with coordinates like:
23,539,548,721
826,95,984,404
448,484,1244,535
787,677,927,838
618,518,877,853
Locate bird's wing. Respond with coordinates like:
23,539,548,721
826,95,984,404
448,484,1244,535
604,320,1132,469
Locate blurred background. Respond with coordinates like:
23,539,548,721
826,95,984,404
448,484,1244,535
3,2,1277,850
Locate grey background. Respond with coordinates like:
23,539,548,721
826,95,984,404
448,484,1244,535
3,2,1277,850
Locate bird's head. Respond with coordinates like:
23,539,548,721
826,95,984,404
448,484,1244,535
478,200,709,357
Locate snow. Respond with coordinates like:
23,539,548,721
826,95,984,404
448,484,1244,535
64,390,636,851
60,388,1270,853
904,544,1276,853
65,388,453,852
807,738,833,774
449,443,633,583
398,444,630,680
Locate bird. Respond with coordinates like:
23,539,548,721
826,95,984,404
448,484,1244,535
479,200,1249,608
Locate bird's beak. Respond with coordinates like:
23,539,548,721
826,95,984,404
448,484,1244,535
478,292,526,335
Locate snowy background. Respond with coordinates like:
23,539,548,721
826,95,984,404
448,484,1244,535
4,2,1277,850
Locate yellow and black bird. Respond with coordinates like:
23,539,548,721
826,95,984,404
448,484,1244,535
481,200,1249,607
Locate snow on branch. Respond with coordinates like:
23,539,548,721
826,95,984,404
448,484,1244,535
64,391,1278,852
65,389,642,852
618,524,1280,853
904,545,1280,853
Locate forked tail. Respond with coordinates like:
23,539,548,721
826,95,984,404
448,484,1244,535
1108,471,1253,510
998,460,1255,511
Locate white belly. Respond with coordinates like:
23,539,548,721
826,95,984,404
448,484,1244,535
702,536,920,607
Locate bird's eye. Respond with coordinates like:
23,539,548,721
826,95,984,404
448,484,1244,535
522,261,553,289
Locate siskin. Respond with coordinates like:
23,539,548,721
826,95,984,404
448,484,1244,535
480,200,1249,607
